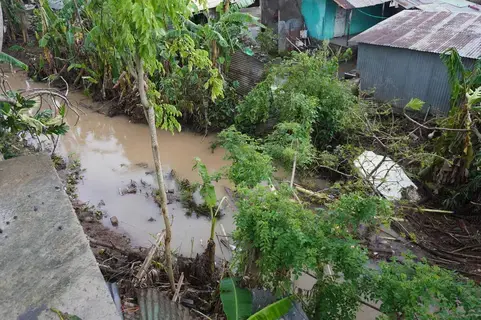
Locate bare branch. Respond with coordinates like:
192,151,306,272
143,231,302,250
404,110,468,132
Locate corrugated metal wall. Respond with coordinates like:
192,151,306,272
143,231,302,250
228,51,265,96
357,43,475,115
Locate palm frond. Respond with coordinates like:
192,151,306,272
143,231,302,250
0,53,28,71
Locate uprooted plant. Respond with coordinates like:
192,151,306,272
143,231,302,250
0,72,75,158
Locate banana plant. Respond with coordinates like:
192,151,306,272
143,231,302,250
220,277,294,320
193,157,223,273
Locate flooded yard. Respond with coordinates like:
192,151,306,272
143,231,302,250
6,70,234,257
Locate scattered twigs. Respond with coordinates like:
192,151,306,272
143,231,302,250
172,272,184,302
293,183,327,201
191,308,213,320
403,110,468,132
451,244,481,253
401,206,454,214
136,231,166,281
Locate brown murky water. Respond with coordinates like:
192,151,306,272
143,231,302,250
6,69,378,319
6,70,233,257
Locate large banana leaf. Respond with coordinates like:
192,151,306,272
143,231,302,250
247,296,293,320
220,278,253,320
0,52,28,71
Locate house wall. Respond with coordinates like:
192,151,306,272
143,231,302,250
301,0,385,40
301,0,327,39
357,44,475,115
349,6,384,35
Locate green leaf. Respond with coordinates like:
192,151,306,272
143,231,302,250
82,76,98,84
247,297,293,320
68,63,86,72
59,105,66,117
0,53,28,71
38,34,50,48
406,98,425,111
220,278,253,320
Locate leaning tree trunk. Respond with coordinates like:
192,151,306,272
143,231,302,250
136,55,176,292
0,1,3,52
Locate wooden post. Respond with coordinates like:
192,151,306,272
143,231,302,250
346,9,353,46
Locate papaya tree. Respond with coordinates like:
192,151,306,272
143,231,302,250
96,0,223,291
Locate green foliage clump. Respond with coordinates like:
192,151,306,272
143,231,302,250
235,50,356,148
264,122,316,171
233,184,481,319
218,126,274,187
234,185,318,292
256,28,278,55
326,192,392,230
0,91,69,157
363,256,481,319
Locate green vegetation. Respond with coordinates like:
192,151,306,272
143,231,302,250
193,157,222,273
219,278,293,320
0,89,70,158
218,126,274,187
3,0,481,317
235,49,356,148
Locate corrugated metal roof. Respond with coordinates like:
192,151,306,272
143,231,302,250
351,10,481,59
137,288,194,320
333,0,390,9
394,0,481,12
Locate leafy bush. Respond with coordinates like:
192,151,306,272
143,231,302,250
256,28,278,55
235,50,356,148
218,126,274,187
264,122,316,171
233,185,319,292
362,256,481,319
233,185,481,319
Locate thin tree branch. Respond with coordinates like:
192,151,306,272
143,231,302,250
404,110,468,132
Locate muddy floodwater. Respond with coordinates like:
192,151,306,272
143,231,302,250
7,70,233,257
7,69,378,319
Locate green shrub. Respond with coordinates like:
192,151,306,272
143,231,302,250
264,122,316,171
218,126,274,187
235,50,356,148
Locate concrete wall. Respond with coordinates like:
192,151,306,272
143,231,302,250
357,43,475,115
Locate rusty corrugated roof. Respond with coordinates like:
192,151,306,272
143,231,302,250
395,0,481,12
333,0,390,9
351,10,481,59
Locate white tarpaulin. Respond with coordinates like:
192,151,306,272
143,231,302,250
354,151,418,201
